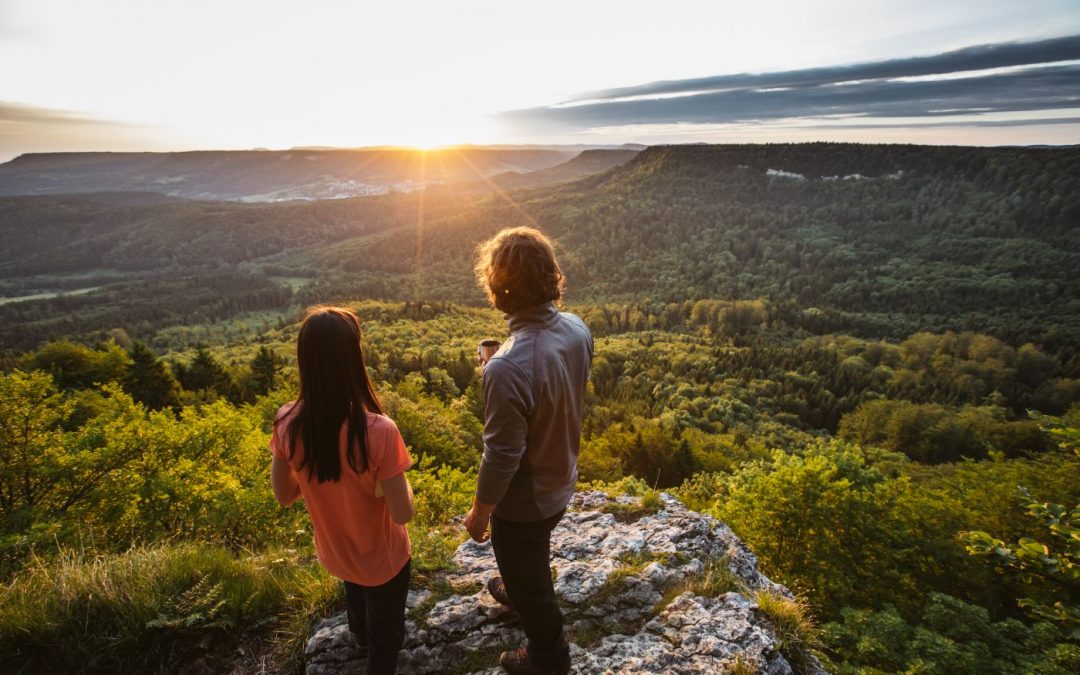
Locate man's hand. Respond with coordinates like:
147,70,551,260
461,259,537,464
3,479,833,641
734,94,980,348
464,499,495,543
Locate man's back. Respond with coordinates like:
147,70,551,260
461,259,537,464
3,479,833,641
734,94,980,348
465,227,583,674
476,302,593,521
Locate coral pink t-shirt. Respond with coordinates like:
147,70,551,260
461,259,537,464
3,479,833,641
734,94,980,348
270,403,412,586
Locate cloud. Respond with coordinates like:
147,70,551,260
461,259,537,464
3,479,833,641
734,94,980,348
499,35,1080,134
0,102,129,127
0,102,170,162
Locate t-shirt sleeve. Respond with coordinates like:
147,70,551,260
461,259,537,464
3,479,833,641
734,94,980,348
376,419,413,481
269,403,294,462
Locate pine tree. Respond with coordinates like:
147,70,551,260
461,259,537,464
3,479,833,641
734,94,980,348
672,438,699,486
249,345,280,397
123,342,180,410
178,346,236,401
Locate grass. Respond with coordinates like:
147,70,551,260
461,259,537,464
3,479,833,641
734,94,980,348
566,620,610,648
753,589,821,675
637,557,821,671
683,557,742,598
561,554,820,672
649,555,743,620
0,542,335,674
566,549,729,648
0,485,814,674
407,576,483,624
409,524,469,578
445,642,515,675
408,577,455,622
271,559,342,673
599,491,665,523
592,550,731,610
587,550,677,607
722,654,760,675
584,476,667,522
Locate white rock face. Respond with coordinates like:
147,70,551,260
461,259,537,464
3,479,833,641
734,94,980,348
304,491,827,674
765,169,806,180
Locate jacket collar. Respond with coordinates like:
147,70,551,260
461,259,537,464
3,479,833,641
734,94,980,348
507,302,560,333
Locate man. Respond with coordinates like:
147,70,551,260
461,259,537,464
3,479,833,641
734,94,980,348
464,227,593,675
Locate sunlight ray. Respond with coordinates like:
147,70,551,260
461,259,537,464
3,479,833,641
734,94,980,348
451,148,540,228
413,150,428,301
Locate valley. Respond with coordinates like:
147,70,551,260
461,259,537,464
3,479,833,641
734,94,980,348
1,143,1078,674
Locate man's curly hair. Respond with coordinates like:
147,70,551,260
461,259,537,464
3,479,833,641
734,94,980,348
475,227,564,314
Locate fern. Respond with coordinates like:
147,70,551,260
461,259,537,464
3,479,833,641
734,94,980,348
146,574,233,632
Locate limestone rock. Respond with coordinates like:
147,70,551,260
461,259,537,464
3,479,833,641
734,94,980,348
303,491,827,674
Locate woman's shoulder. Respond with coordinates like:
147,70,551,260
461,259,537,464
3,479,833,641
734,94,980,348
273,401,301,429
365,411,399,432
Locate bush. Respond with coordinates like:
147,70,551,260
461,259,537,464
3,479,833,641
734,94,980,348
821,592,1077,674
408,460,475,574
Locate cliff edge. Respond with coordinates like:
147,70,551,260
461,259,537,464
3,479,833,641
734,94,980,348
304,491,827,674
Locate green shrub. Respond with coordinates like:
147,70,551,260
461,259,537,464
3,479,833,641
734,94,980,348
821,592,1076,674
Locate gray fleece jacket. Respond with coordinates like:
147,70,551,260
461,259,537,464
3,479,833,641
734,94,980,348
475,302,593,521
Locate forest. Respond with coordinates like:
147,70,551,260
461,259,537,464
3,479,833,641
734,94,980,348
1,143,1078,673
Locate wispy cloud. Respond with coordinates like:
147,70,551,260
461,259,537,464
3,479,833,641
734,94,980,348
0,102,132,127
0,102,171,162
499,35,1080,134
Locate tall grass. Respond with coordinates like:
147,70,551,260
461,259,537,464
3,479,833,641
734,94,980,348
0,543,333,673
753,589,821,675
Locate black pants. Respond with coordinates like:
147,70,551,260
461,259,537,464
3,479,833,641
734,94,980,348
344,558,411,675
490,509,570,670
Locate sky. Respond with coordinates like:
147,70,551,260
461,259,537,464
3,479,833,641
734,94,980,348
1,0,1080,160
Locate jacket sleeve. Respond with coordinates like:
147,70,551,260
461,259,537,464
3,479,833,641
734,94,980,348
586,324,595,376
476,357,532,505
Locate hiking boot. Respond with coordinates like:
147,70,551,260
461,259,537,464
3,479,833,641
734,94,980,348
487,576,515,609
499,646,570,675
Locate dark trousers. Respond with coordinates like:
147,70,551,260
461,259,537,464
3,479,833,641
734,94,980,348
344,558,411,675
490,509,570,670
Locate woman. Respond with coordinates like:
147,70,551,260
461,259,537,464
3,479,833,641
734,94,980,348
270,306,414,675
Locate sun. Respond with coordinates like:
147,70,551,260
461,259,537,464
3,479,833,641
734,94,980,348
387,118,498,152
397,133,462,152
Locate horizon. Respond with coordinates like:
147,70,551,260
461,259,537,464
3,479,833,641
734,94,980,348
5,138,1080,163
2,0,1080,161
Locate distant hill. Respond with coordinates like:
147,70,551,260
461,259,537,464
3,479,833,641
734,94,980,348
0,187,484,278
0,147,578,202
489,148,641,190
427,148,642,196
2,142,1078,351
320,143,1080,347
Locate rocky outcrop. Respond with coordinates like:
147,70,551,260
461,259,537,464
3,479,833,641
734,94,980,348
304,491,827,674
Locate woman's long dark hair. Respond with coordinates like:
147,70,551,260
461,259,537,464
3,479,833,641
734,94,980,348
279,306,383,483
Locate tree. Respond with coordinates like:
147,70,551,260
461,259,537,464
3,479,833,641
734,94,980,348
964,490,1080,638
821,592,1079,674
19,340,130,390
122,342,180,410
707,441,948,615
0,371,73,523
962,415,1080,638
247,345,281,398
176,347,236,402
